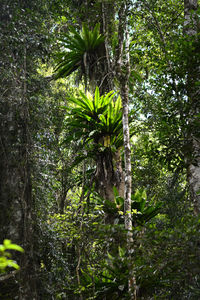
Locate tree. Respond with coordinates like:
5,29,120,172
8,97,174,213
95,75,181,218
62,87,126,203
115,1,137,298
0,0,52,298
184,0,200,214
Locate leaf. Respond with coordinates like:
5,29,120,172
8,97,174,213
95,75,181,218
132,209,142,215
118,285,125,291
107,252,114,261
94,87,100,111
113,186,119,198
7,260,20,270
141,189,147,201
118,246,125,258
0,245,5,252
196,190,200,195
3,240,24,252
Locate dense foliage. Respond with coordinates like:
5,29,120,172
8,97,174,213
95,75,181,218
0,0,200,299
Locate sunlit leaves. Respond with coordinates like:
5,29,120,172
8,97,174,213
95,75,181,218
63,87,125,150
0,240,24,273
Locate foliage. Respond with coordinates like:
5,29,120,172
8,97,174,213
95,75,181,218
136,215,200,299
61,87,134,166
97,187,161,227
54,23,105,79
129,0,187,173
38,190,105,298
35,1,199,298
80,247,130,299
0,240,24,273
1,0,200,299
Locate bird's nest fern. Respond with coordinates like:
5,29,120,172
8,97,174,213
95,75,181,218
63,87,124,149
54,23,105,80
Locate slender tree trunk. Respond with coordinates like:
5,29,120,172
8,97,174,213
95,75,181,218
117,2,137,298
184,0,200,214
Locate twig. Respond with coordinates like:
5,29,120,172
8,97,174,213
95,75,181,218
0,270,18,282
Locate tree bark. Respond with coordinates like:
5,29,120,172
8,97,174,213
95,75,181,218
117,2,137,298
95,148,125,203
184,0,200,214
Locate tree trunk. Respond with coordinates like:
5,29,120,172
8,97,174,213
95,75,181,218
117,2,137,298
95,148,125,203
0,56,38,300
184,0,200,214
0,2,38,298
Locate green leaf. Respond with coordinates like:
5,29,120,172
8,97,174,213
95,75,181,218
113,186,119,198
118,247,125,258
3,240,24,252
7,260,20,270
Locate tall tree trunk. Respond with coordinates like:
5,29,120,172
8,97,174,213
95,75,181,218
184,0,200,214
0,2,38,298
117,2,137,298
18,45,38,300
0,50,38,300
